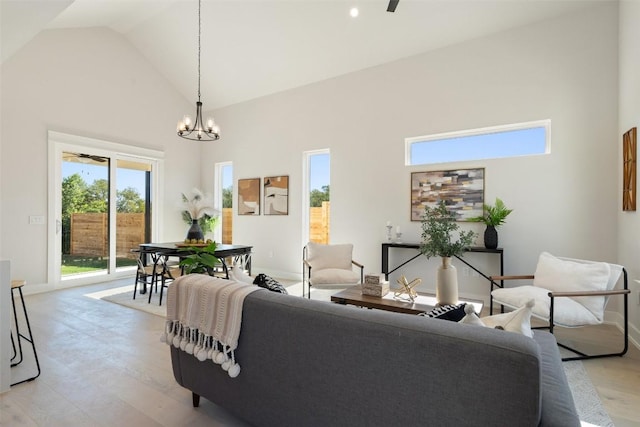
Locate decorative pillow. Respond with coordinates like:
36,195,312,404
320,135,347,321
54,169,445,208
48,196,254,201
459,300,535,338
459,304,485,327
481,299,535,338
419,303,467,322
309,268,360,285
230,265,253,284
253,273,288,294
306,242,353,271
533,252,610,320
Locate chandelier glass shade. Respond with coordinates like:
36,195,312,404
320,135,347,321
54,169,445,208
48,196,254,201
177,0,220,141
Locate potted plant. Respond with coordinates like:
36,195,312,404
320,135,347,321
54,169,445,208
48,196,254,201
182,188,219,242
420,201,476,305
469,198,513,249
179,241,219,275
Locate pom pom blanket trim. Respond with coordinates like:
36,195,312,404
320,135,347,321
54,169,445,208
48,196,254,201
161,274,261,378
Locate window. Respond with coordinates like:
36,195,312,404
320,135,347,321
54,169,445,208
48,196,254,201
214,162,233,244
406,120,550,166
302,150,330,246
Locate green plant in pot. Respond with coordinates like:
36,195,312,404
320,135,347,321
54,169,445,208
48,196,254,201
469,197,513,249
420,201,476,305
179,241,219,275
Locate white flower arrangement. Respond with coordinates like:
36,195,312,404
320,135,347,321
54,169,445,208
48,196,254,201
182,188,218,220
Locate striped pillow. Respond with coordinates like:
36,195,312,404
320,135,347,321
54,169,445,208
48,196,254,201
419,303,467,321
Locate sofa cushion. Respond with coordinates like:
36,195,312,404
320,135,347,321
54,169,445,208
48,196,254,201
419,303,467,321
306,242,353,271
492,285,600,327
309,268,359,285
533,252,610,321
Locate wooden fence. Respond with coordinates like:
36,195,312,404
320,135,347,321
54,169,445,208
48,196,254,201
70,201,330,255
222,208,232,244
309,201,330,244
70,213,144,259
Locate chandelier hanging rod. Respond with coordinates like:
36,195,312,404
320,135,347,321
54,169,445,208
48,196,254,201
177,0,220,141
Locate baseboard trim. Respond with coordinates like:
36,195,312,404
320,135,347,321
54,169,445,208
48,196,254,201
604,309,640,351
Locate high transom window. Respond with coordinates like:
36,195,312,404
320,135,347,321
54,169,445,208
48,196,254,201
406,120,550,166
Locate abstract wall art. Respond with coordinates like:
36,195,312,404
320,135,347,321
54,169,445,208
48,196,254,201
238,178,260,215
264,175,289,215
411,168,485,221
623,127,637,211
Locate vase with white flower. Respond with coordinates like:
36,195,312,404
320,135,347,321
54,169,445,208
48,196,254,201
181,188,219,243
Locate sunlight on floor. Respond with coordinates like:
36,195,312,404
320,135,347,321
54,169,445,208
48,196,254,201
84,284,134,299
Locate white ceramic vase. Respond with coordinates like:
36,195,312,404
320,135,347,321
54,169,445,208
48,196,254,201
436,257,458,306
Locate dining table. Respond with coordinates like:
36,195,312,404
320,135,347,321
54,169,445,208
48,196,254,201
137,242,253,293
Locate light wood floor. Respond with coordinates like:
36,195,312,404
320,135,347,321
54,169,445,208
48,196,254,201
2,279,640,426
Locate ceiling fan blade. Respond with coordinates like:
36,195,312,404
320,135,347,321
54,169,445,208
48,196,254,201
387,0,399,12
76,153,108,163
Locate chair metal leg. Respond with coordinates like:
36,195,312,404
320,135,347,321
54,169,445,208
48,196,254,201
551,269,630,362
133,270,140,300
10,331,18,362
10,285,41,386
10,294,24,367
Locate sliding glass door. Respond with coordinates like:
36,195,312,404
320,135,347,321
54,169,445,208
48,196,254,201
61,152,111,277
49,132,163,286
115,159,152,270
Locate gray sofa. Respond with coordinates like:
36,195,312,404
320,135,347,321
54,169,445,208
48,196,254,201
170,289,580,427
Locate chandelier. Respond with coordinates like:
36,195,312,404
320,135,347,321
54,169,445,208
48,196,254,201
177,0,220,141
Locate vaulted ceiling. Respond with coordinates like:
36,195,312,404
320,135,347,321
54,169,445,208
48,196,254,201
1,0,605,109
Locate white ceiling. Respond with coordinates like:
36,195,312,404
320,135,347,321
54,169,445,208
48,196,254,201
1,0,605,109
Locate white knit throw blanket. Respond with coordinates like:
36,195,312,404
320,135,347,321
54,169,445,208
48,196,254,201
160,274,260,378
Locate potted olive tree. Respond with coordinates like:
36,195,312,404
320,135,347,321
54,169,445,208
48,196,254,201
469,198,513,249
421,201,476,305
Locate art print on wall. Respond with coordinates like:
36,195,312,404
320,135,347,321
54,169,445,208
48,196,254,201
238,178,260,215
411,168,485,221
623,127,637,211
264,175,289,215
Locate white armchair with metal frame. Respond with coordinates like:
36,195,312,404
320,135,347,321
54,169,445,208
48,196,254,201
490,252,629,361
302,242,364,299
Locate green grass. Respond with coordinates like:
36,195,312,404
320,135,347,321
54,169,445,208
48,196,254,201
61,255,137,276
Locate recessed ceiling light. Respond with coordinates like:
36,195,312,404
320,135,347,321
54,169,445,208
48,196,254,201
350,7,359,18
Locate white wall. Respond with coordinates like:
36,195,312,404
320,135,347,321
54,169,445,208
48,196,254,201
0,27,201,289
203,4,621,303
618,1,640,345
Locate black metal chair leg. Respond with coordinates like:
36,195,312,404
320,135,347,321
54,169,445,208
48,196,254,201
10,290,24,367
10,281,41,386
10,332,17,362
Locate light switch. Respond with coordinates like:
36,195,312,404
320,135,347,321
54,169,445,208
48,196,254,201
29,215,45,225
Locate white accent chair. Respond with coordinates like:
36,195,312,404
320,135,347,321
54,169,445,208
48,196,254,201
490,252,629,361
302,242,364,298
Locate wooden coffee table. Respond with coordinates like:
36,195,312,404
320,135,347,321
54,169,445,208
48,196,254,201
331,286,484,315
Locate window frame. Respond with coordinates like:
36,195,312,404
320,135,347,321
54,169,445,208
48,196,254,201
405,119,551,166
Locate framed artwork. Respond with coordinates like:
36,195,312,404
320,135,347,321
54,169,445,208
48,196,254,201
238,178,260,215
623,127,637,211
264,175,289,215
411,168,485,221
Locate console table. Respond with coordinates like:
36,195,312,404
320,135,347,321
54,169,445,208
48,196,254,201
381,243,503,286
